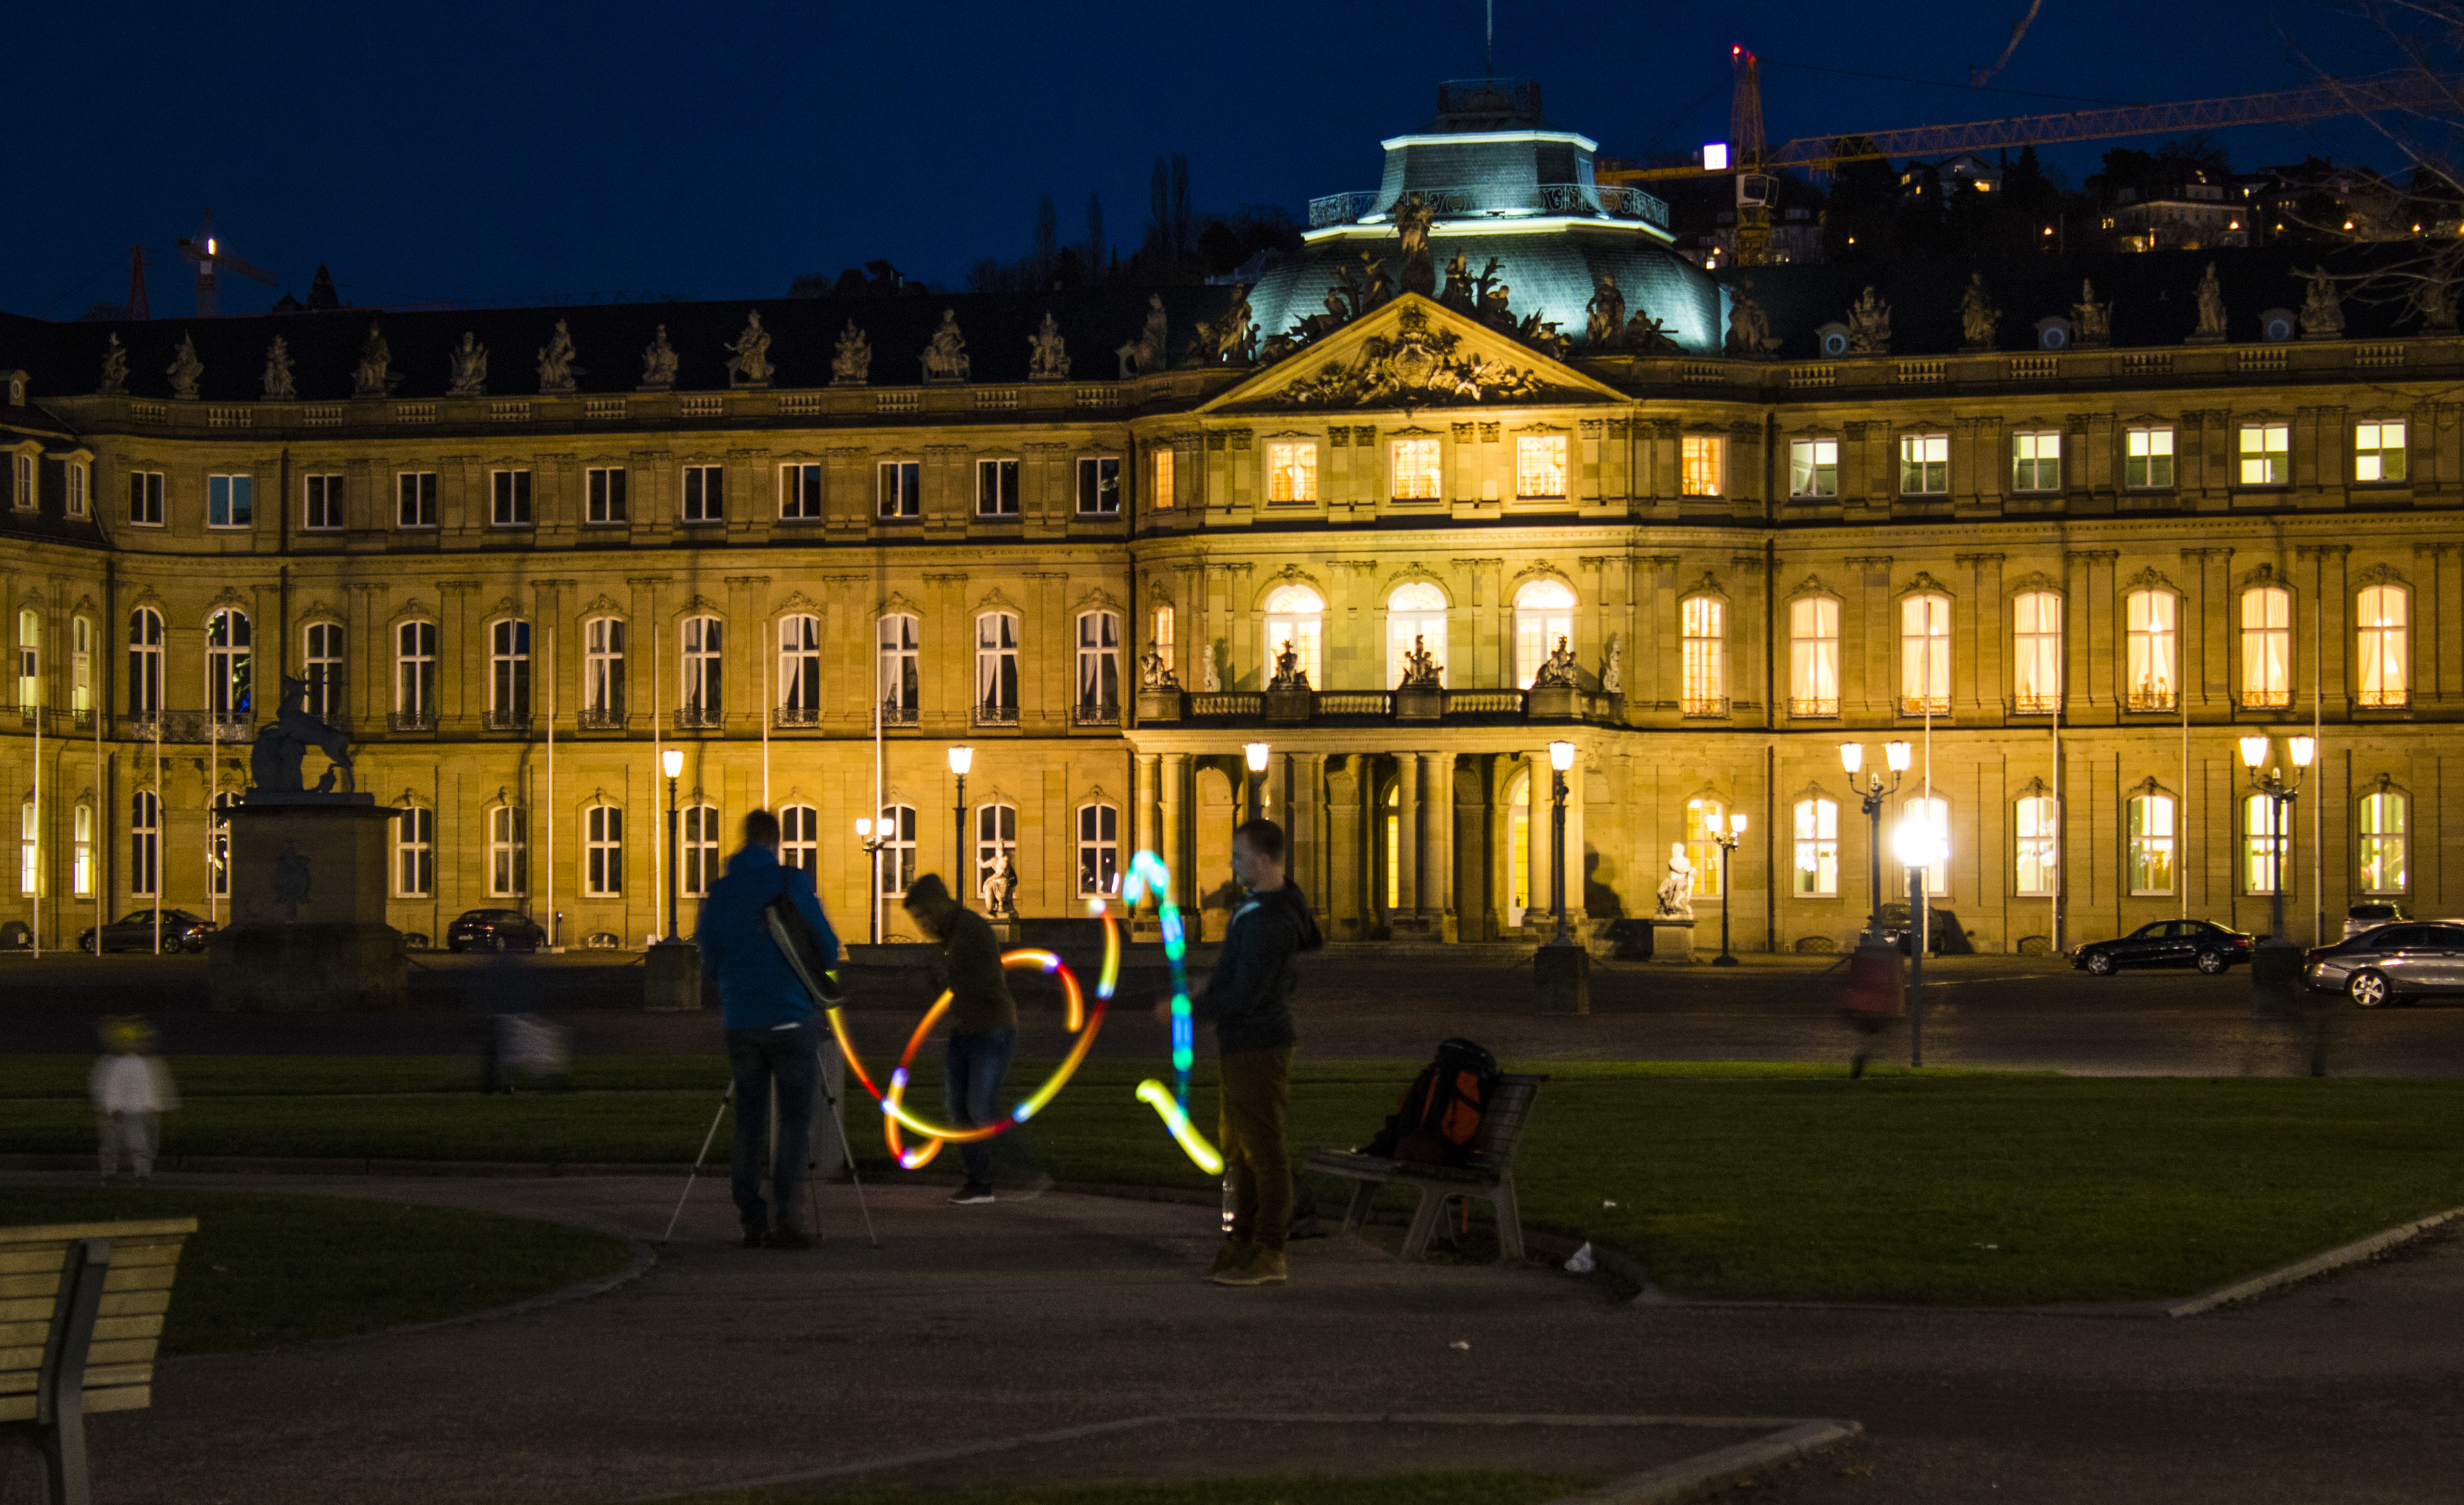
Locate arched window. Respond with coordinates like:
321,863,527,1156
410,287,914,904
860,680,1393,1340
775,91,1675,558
2359,787,2408,894
976,611,1021,722
70,616,91,720
681,804,719,897
71,802,92,897
1684,796,1726,897
1901,795,1948,897
209,791,238,897
876,804,917,896
1900,593,1951,713
303,623,343,721
1383,783,1400,911
2124,590,2176,711
878,614,919,723
1507,776,1530,925
1788,597,1839,717
487,805,527,897
126,608,162,717
2244,794,2283,896
130,790,159,897
2240,585,2292,708
489,619,531,725
974,802,1018,901
20,799,37,896
205,609,251,725
1793,797,1839,897
16,608,38,710
680,617,722,727
1512,579,1575,689
583,804,623,896
1076,610,1122,720
1680,595,1726,715
777,615,821,723
2357,584,2409,707
1150,602,1175,676
396,621,438,729
2013,592,2062,713
2127,787,2176,895
584,618,626,726
396,804,434,898
779,804,818,877
1261,585,1324,688
2016,792,2057,895
1077,803,1119,895
1385,582,1447,688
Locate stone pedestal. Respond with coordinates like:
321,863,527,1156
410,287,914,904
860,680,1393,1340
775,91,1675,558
1526,686,1578,720
1647,918,1698,964
1264,688,1313,724
207,796,407,1011
1535,942,1591,1014
2249,939,2306,1022
1135,688,1182,723
1395,687,1441,722
644,940,703,1011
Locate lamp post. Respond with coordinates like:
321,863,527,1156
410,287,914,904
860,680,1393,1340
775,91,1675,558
2241,732,2316,1023
947,746,973,899
1839,741,1911,942
643,746,699,1013
855,817,886,944
1535,739,1588,1014
1243,741,1271,823
1711,810,1747,966
1893,810,1946,1067
1547,740,1576,945
661,746,684,943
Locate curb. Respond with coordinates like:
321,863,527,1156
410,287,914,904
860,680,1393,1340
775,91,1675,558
2163,1202,2464,1316
1549,1419,1864,1505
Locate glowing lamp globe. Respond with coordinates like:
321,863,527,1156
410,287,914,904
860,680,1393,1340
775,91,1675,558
660,748,684,779
1549,740,1576,772
1838,743,1864,775
947,746,974,776
1885,741,1913,773
2239,735,2269,770
1893,816,1945,871
2289,735,2317,768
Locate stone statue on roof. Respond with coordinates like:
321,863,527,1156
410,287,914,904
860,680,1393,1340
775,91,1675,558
1532,635,1580,688
1360,253,1395,308
1398,634,1441,690
1184,286,1257,368
2297,265,2345,338
639,324,678,389
1848,286,1892,354
1138,638,1177,691
536,320,582,394
1585,274,1627,352
1125,294,1168,375
1267,638,1310,690
1395,192,1438,297
1724,280,1781,356
723,311,773,387
353,322,393,398
832,320,871,385
447,332,488,396
2192,262,2228,341
921,310,970,382
1439,251,1478,311
2071,280,2111,347
1027,311,1070,381
1602,634,1623,695
1958,273,1999,350
1623,308,1680,352
98,334,129,397
2416,266,2459,335
166,335,202,401
261,336,296,400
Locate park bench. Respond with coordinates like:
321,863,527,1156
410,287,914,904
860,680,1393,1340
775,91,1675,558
1,1217,197,1505
1304,1072,1547,1263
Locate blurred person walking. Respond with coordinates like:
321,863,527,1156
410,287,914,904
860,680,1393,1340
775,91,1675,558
902,872,1021,1204
92,1016,179,1183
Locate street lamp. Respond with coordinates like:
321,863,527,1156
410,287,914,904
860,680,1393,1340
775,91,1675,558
2239,733,2316,944
660,746,684,944
1711,810,1748,966
1547,740,1577,946
1243,741,1271,823
947,746,974,899
855,817,886,944
1892,810,1946,1067
1840,741,1911,942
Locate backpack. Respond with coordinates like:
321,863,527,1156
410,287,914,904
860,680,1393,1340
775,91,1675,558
1364,1037,1499,1167
763,867,842,1006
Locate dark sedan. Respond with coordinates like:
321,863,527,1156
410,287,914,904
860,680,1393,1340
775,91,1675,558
445,909,546,953
78,909,217,954
2304,921,2464,1007
2070,919,2254,976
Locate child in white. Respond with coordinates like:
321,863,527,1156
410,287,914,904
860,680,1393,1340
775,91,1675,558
91,1017,179,1182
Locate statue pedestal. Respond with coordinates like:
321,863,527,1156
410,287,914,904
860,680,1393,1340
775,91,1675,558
1647,918,1698,965
643,940,703,1011
1264,688,1312,724
1535,942,1591,1014
207,796,407,1011
1135,689,1183,723
1395,687,1442,722
1527,686,1578,720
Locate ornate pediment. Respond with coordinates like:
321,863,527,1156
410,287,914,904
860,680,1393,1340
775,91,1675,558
1071,585,1124,616
2124,565,2176,594
297,598,343,625
2356,560,2408,588
772,589,820,618
878,591,922,620
2007,571,2062,597
1900,571,1950,598
670,594,722,620
389,596,434,624
580,593,625,620
976,586,1020,615
1789,573,1830,600
1200,295,1616,414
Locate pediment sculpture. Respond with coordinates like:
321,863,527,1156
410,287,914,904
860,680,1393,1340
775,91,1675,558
1137,638,1179,690
166,336,203,401
832,320,871,385
1273,303,1547,407
1397,635,1442,690
1848,287,1892,354
447,332,488,396
2297,266,2344,338
1725,280,1782,356
261,337,296,400
921,310,970,382
1395,193,1437,297
1584,274,1627,352
1182,285,1258,368
1266,639,1310,691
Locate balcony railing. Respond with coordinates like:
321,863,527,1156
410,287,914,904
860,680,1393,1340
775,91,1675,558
973,704,1020,728
879,701,918,727
209,712,252,743
481,708,530,732
1317,692,1392,716
1681,695,1731,718
577,705,625,730
391,710,436,732
1788,697,1840,718
2242,689,2290,709
1900,695,1950,716
674,706,723,731
2124,687,2177,713
1072,701,1119,727
2013,694,2062,716
1307,181,1671,230
2359,688,2411,709
773,706,821,729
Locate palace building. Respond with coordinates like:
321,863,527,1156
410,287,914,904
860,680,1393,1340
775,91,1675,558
1,80,2457,957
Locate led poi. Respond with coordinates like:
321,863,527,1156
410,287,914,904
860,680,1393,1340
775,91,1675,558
1120,850,1223,1173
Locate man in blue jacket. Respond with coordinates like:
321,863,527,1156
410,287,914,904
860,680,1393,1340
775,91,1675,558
696,809,839,1249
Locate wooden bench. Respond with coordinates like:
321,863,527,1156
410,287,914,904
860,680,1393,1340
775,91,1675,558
1,1218,197,1505
1304,1072,1547,1263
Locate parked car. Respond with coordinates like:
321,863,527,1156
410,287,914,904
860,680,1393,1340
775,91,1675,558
2342,901,2411,940
2069,920,2254,976
445,909,546,953
2303,920,2464,1006
78,909,217,955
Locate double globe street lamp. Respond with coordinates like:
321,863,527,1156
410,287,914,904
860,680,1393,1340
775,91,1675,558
1838,741,1912,942
2239,732,2316,1023
1244,741,1272,822
948,745,974,895
1710,810,1748,966
1892,808,1948,1067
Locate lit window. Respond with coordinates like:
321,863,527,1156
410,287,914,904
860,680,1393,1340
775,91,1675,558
130,791,159,897
14,610,34,711
584,805,624,895
1899,434,1949,494
1680,596,1726,714
875,805,918,897
588,466,629,523
1385,785,1401,910
396,805,434,897
585,618,626,723
680,617,723,725
1788,596,1839,717
1077,610,1121,718
879,614,920,719
1151,603,1175,677
1076,455,1120,515
2128,791,2176,895
488,805,527,897
2241,586,2291,707
1900,594,1951,713
974,802,1018,901
877,461,921,518
681,464,724,523
1793,797,1839,896
780,805,819,877
1262,584,1325,688
777,615,821,719
303,474,345,530
491,469,532,526
1516,435,1568,499
2357,585,2408,708
2245,794,2283,895
2125,591,2176,711
205,609,251,725
975,457,1021,516
2356,421,2407,483
1789,438,1838,497
207,473,253,528
1683,797,1726,897
19,801,35,896
1385,582,1447,688
1078,803,1119,895
2359,789,2408,893
778,463,821,521
1512,578,1574,689
70,616,89,718
1391,438,1441,500
71,803,91,897
2239,423,2289,486
976,611,1021,717
1682,435,1724,496
2011,431,2060,492
2013,592,2062,713
2126,426,2174,488
1264,442,1317,503
2016,794,2057,895
1149,447,1175,509
397,472,437,528
682,805,719,897
397,621,438,726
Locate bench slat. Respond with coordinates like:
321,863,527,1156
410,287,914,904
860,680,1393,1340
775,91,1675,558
84,1383,153,1415
0,1219,198,1246
0,1241,184,1277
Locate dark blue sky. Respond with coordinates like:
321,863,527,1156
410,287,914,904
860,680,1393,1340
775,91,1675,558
6,0,2427,319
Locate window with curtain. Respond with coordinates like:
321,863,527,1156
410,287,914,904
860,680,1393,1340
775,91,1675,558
2128,789,2177,895
1390,437,1441,500
975,612,1021,718
1788,597,1839,716
779,805,818,877
1681,435,1723,496
1264,441,1317,503
1901,795,1948,895
1078,803,1119,895
1900,594,1951,713
2125,591,2177,711
1789,437,1838,497
1684,796,1725,897
583,805,623,896
488,805,528,897
584,618,626,725
2016,794,2057,896
1515,435,1567,499
2244,793,2283,895
2241,586,2291,708
396,806,433,897
875,805,918,897
682,805,719,897
205,609,251,724
1680,596,1725,714
1793,798,1839,897
777,616,821,719
1261,584,1324,688
2013,591,2062,713
878,614,920,720
1512,578,1574,689
2359,788,2408,893
396,620,438,726
1076,610,1121,718
1508,778,1529,923
20,801,36,896
1385,582,1447,688
2357,585,2408,707
71,803,91,897
680,617,723,725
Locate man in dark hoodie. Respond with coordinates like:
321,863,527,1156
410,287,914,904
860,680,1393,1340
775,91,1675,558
696,809,839,1249
1180,817,1322,1286
902,871,1018,1204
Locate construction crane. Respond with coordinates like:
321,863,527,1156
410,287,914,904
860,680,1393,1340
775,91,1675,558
172,209,278,318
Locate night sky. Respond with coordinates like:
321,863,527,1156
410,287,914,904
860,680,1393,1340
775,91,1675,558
5,0,2430,320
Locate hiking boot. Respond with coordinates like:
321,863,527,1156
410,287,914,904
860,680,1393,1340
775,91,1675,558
950,1182,996,1205
1207,1239,1255,1278
765,1227,814,1250
1210,1246,1288,1286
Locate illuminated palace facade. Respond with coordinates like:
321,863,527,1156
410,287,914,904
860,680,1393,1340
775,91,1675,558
2,87,2459,955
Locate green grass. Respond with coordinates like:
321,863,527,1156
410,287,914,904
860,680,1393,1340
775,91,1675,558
0,1187,632,1353
648,1472,1595,1505
9,1055,2464,1305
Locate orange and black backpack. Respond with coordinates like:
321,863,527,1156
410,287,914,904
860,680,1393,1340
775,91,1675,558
1365,1037,1500,1168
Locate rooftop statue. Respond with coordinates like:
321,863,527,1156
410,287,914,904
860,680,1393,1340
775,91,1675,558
832,320,871,385
1515,310,1572,360
2298,265,2345,338
723,310,773,387
640,324,678,389
2071,280,2112,347
353,322,393,398
1584,274,1627,352
1724,280,1781,356
2417,266,2460,335
1200,641,1221,692
1137,638,1179,691
1958,273,1999,350
261,336,296,400
1398,633,1442,690
1027,311,1070,381
1531,634,1580,689
1601,634,1623,695
537,320,582,394
1184,286,1258,368
2193,262,2229,340
1395,192,1438,297
1621,308,1680,352
447,332,488,396
1359,252,1395,308
249,675,353,796
1267,638,1310,691
98,334,129,397
1439,251,1478,312
166,335,203,401
921,309,970,382
1847,286,1892,354
1655,842,1696,920
1123,294,1169,376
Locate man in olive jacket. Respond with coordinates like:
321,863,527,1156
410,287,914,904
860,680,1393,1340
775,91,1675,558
902,872,1017,1203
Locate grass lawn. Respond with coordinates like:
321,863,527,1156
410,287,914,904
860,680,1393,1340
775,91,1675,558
645,1472,1595,1505
0,1186,632,1353
9,1054,2464,1304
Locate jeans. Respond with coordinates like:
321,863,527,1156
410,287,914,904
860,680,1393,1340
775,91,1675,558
1218,1047,1294,1251
943,1026,1016,1185
727,1022,818,1233
97,1111,156,1178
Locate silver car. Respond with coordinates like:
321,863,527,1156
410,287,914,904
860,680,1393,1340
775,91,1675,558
2304,921,2464,1007
2343,901,2410,940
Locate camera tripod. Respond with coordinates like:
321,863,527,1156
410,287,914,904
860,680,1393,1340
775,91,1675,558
662,1042,877,1247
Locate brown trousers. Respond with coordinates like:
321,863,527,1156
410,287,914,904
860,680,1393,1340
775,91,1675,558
1218,1046,1294,1251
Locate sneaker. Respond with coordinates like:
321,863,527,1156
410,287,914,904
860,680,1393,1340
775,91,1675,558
765,1227,814,1250
949,1183,996,1205
740,1229,767,1249
1210,1246,1289,1286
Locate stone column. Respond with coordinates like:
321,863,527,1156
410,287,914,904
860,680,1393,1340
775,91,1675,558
1421,751,1456,940
1134,753,1159,860
1395,752,1421,925
1523,749,1555,932
1159,752,1187,901
1290,751,1325,903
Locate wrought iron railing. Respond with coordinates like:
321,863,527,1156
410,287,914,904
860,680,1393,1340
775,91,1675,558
1306,182,1670,229
391,710,435,732
2124,687,2176,713
1072,702,1119,727
1900,695,1950,715
2359,688,2410,709
2013,694,2062,716
482,708,530,732
773,706,821,728
1681,695,1731,718
578,705,625,730
1788,697,1841,718
209,712,252,743
674,706,723,730
2241,689,2290,709
973,704,1020,727
879,702,918,727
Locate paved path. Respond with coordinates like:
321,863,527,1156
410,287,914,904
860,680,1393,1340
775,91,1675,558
10,1171,2459,1505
